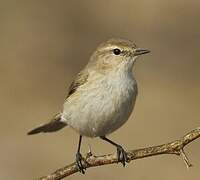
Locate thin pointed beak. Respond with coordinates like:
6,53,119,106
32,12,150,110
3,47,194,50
135,48,150,56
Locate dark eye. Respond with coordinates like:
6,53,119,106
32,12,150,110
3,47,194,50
113,48,121,55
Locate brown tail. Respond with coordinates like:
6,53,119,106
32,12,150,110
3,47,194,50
27,113,67,135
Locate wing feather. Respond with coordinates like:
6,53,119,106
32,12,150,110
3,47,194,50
66,70,89,99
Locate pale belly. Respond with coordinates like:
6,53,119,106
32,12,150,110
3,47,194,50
62,74,138,137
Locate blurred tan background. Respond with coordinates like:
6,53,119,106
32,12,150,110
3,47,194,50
1,0,200,179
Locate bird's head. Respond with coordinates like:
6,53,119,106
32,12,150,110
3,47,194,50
88,38,150,73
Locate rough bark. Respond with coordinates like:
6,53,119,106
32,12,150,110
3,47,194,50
38,127,200,180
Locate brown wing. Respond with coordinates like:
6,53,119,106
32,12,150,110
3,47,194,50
27,71,89,135
66,70,89,99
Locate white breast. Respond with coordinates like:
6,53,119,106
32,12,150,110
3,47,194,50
62,61,138,137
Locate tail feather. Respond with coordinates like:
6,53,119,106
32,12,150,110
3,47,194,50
27,113,67,135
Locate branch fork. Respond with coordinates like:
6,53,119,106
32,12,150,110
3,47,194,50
38,127,200,180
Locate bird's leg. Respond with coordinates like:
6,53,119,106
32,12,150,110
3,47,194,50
100,136,128,166
76,135,85,174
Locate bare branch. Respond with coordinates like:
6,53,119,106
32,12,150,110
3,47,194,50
180,149,192,168
38,127,200,180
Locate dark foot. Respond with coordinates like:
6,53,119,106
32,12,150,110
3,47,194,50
76,152,86,174
116,145,128,167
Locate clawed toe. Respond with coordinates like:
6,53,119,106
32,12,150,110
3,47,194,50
116,145,128,167
100,136,128,167
76,152,86,174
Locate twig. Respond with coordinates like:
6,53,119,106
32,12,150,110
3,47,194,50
38,127,200,180
180,149,192,168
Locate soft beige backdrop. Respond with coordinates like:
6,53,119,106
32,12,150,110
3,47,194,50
1,0,200,179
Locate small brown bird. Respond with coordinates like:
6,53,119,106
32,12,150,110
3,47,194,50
28,38,150,173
